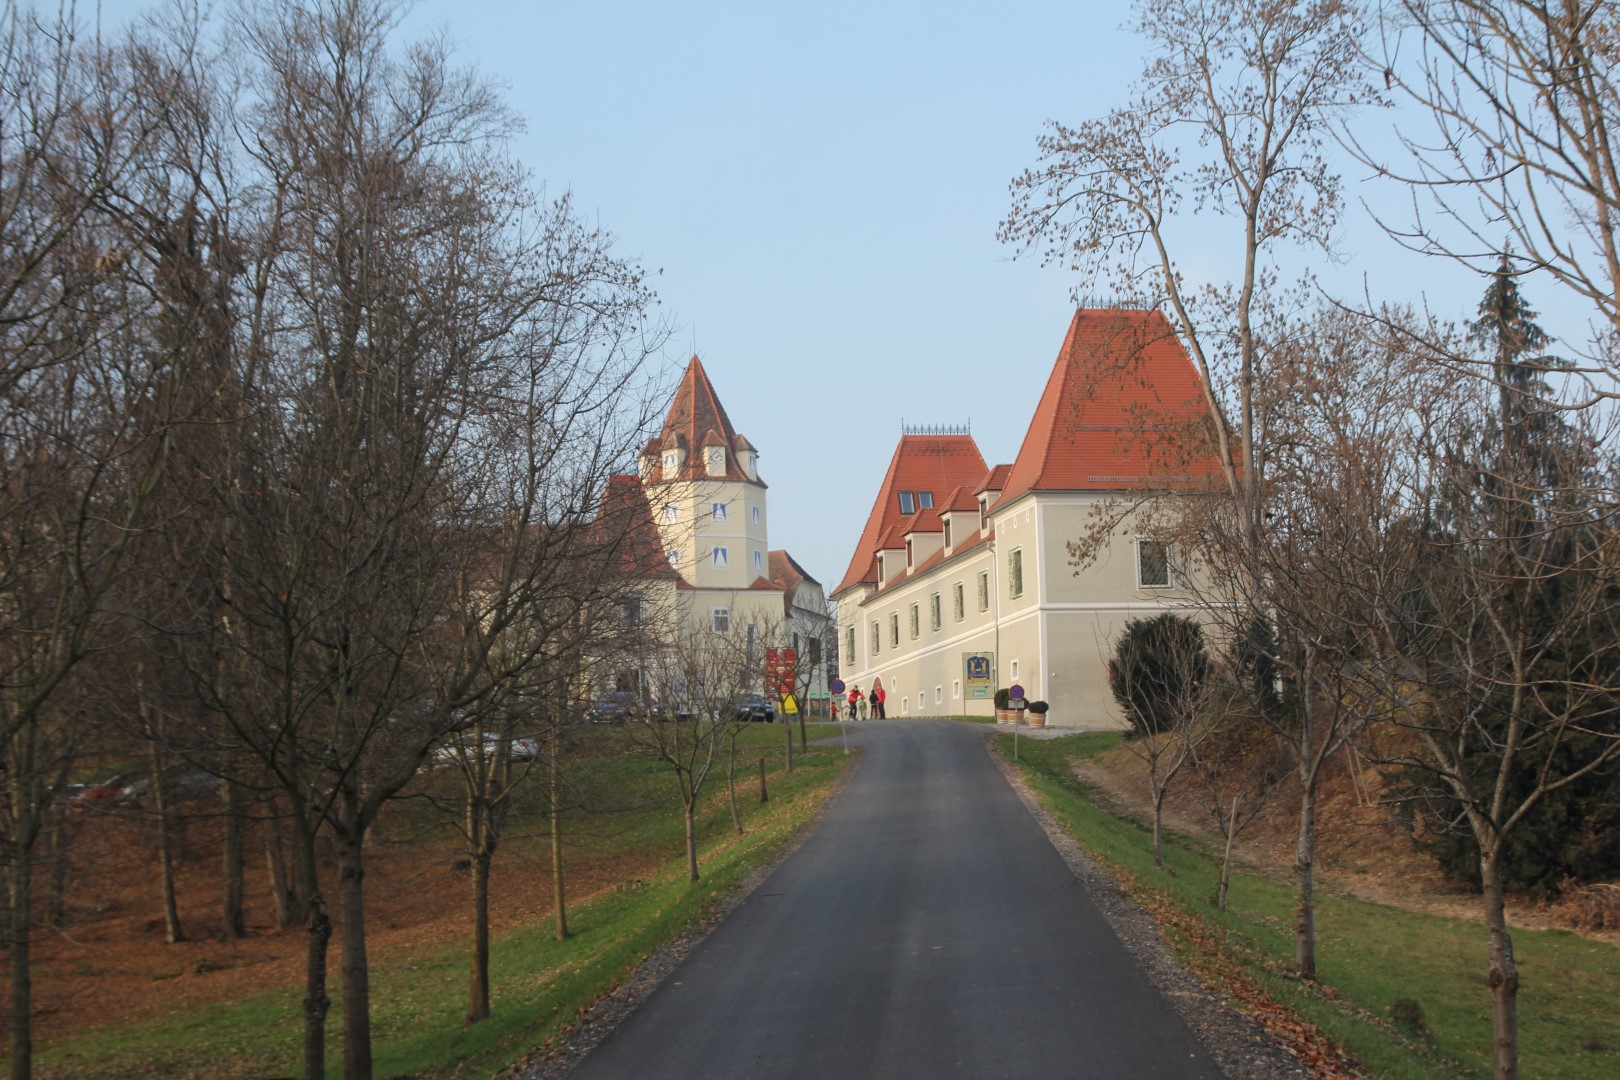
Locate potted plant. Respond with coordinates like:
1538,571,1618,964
1026,700,1049,728
994,687,1011,724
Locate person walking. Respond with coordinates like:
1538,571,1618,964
868,687,880,720
875,685,887,719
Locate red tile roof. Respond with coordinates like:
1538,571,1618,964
833,433,988,596
596,475,678,580
993,309,1218,508
653,356,762,486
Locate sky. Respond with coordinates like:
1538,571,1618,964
86,0,1583,590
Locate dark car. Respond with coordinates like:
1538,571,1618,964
734,693,776,722
588,691,642,723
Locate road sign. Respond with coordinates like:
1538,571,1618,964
766,647,798,696
830,679,846,695
782,693,799,715
1009,684,1025,702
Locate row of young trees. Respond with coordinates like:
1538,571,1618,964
1004,2,1620,1078
0,3,670,1078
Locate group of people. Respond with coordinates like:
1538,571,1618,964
833,683,885,722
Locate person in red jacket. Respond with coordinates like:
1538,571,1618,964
875,686,887,719
848,684,862,721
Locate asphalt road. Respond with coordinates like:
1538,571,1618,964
569,720,1223,1079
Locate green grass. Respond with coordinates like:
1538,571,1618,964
999,733,1620,1080
39,726,855,1079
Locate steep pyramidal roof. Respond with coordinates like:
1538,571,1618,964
650,355,760,485
596,475,678,580
994,309,1217,507
833,433,987,596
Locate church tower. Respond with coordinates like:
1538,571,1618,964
638,356,769,590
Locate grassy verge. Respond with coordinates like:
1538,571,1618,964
998,732,1620,1080
40,725,856,1079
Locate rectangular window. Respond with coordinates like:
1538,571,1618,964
952,679,961,699
909,603,919,639
712,547,728,568
890,613,899,648
667,549,681,569
918,491,933,509
663,504,679,523
1009,547,1024,599
1138,540,1170,588
847,625,856,661
930,592,941,631
953,582,964,621
751,506,760,525
712,608,731,634
977,570,989,611
1010,659,1020,680
871,621,880,654
711,502,727,521
934,685,943,704
917,692,924,711
621,598,641,626
753,550,763,572
898,491,915,515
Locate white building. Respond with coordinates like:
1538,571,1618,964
832,310,1219,727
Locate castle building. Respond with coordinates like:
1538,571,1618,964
832,309,1218,727
598,356,828,703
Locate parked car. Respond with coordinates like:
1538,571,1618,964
588,691,642,723
430,732,540,765
734,693,776,722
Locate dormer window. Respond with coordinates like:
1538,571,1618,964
662,451,678,472
978,495,989,531
906,538,914,569
943,518,953,548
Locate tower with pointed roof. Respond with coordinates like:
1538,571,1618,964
832,310,1219,727
591,355,831,707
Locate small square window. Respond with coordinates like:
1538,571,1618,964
711,502,727,521
1138,540,1170,588
712,608,731,634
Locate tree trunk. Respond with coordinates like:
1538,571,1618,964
798,709,807,751
336,814,373,1080
550,733,568,941
759,756,768,803
727,734,743,835
297,820,331,1080
221,776,245,941
1218,794,1239,912
265,799,299,930
45,801,71,929
151,742,184,944
9,834,34,1080
467,847,492,1024
685,801,700,882
1294,766,1318,981
1482,848,1521,1080
1152,786,1167,869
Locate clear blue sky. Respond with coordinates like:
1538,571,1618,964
90,1,1574,589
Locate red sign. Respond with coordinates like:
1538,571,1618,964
765,647,798,696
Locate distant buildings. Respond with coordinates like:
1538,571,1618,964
596,357,829,705
832,310,1217,727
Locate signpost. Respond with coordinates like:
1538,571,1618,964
1009,684,1025,760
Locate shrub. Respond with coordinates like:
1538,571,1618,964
1108,613,1209,736
1027,700,1049,714
994,687,1011,710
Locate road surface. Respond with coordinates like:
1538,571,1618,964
570,720,1223,1079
